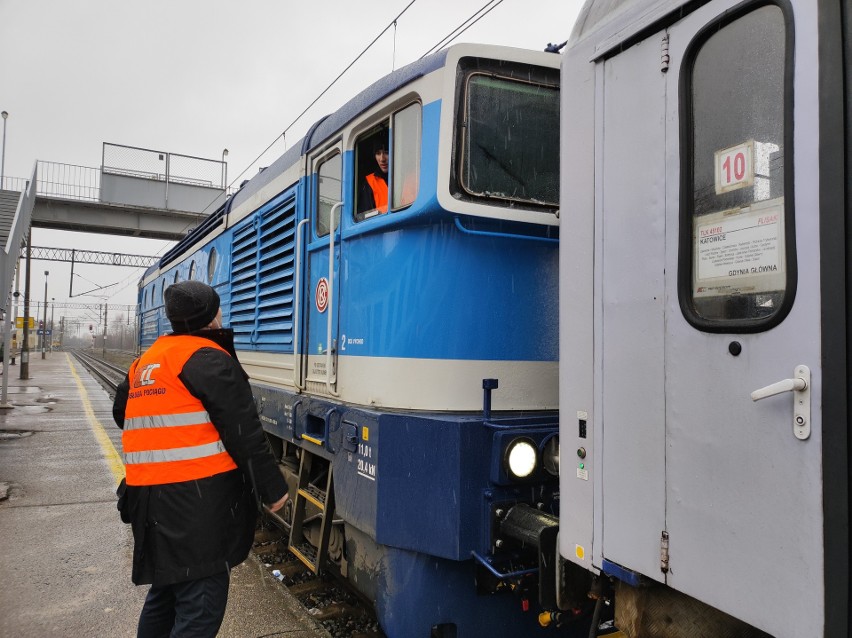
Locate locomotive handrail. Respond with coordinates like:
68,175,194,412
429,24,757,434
292,218,310,391
471,550,538,580
482,415,559,430
453,217,558,243
326,202,343,397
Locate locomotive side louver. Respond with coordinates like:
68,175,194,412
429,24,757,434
230,191,297,350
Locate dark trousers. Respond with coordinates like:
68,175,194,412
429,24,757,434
137,571,230,638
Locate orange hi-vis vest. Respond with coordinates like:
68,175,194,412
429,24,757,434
365,173,388,213
122,335,238,486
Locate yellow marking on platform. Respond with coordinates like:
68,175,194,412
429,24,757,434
67,354,125,486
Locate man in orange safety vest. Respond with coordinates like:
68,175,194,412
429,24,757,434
113,280,287,638
359,137,389,214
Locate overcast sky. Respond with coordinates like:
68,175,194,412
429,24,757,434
1,0,582,330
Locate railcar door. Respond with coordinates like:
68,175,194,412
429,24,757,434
660,5,827,636
584,2,845,636
301,145,343,396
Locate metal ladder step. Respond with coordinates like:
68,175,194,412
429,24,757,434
290,542,318,571
288,448,335,574
299,483,327,509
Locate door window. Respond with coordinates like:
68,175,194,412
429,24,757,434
391,103,421,210
316,153,342,237
680,4,793,331
355,102,421,221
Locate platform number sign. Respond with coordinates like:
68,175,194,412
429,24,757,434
715,140,754,194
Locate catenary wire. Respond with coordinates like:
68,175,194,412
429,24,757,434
103,0,422,302
222,0,419,202
107,0,515,303
420,0,505,58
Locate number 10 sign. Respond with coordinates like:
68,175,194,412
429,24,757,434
714,140,755,194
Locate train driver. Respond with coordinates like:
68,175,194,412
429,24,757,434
358,137,389,215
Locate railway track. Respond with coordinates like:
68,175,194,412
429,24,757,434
253,517,385,638
71,349,129,397
72,349,385,638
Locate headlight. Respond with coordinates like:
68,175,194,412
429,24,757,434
543,435,559,476
505,438,538,479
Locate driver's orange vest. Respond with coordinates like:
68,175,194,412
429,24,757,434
366,173,388,213
122,335,237,486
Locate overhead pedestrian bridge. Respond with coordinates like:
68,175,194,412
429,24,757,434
0,142,230,318
2,143,229,241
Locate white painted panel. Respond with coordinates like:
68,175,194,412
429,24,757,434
242,351,556,412
599,32,667,582
558,28,599,570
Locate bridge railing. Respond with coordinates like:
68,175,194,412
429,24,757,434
102,143,226,190
0,175,29,192
38,162,101,201
0,144,233,208
0,162,100,201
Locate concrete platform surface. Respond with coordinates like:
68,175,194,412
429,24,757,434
0,352,327,638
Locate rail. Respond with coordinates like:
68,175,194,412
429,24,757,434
71,349,129,395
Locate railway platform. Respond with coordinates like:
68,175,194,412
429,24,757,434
0,351,327,638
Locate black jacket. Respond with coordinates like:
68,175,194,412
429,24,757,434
113,330,287,586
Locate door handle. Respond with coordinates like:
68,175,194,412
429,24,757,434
751,365,810,440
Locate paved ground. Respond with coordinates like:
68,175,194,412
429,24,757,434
0,351,327,638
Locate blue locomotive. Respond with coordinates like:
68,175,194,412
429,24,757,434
138,43,563,637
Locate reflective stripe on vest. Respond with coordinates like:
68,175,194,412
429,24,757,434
365,173,388,213
124,410,212,430
123,335,238,486
125,440,227,465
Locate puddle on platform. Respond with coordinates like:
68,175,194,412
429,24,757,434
0,430,34,440
0,388,59,411
0,481,25,502
10,405,53,415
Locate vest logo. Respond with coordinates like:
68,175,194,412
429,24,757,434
133,363,161,388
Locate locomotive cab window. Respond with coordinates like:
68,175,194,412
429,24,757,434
316,152,342,237
680,4,793,331
207,248,217,283
454,59,559,209
354,102,421,221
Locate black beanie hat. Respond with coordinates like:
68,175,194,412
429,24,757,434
164,281,220,334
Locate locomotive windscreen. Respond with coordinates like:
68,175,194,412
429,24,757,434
455,59,559,210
